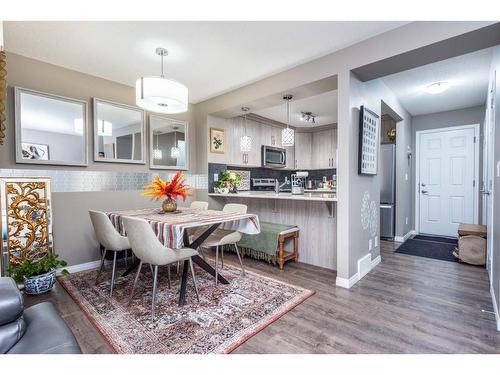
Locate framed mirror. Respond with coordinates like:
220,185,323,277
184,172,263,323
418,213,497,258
149,115,189,170
15,87,88,166
93,98,146,164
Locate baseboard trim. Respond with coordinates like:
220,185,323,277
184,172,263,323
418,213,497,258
394,230,416,243
57,260,101,276
336,254,382,289
490,285,500,331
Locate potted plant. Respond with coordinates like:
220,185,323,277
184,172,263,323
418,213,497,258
9,253,69,295
143,171,191,212
215,170,241,193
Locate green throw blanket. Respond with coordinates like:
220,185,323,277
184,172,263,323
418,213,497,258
225,221,297,264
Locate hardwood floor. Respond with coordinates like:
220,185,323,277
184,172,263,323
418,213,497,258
24,240,500,353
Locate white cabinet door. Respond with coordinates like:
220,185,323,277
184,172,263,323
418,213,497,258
295,132,312,169
312,129,333,169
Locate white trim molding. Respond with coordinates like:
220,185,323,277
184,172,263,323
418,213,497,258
491,286,500,331
336,254,382,289
57,260,101,276
394,230,417,243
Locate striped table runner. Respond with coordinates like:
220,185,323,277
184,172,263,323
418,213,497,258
107,207,260,249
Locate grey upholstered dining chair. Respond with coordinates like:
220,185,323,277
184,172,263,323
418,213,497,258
201,203,247,285
89,210,131,297
122,216,200,321
190,200,209,210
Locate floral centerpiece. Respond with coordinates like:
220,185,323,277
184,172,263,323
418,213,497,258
215,170,241,194
143,171,191,212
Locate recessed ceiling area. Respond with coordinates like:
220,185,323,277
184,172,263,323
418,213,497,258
381,47,493,116
4,21,407,104
253,90,337,128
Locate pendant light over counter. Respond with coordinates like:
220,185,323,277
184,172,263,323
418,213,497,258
170,126,180,159
281,94,294,147
136,48,188,114
240,106,252,152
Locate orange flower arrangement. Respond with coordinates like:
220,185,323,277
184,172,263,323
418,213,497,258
143,171,190,201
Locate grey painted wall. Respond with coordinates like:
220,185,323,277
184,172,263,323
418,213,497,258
411,106,485,230
488,46,500,328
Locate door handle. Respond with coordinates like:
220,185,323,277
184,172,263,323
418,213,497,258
480,189,491,195
421,190,428,194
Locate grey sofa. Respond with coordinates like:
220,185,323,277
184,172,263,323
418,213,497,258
0,277,81,354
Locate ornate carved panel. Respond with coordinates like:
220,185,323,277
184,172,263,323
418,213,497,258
0,177,53,275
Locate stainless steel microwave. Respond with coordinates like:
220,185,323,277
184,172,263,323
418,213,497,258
262,145,287,168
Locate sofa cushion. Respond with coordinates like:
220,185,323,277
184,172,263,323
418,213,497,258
7,302,81,354
0,278,24,325
0,317,26,354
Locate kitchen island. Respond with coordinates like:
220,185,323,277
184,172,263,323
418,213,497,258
206,190,337,270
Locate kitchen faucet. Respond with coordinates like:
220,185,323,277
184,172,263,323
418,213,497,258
275,176,289,193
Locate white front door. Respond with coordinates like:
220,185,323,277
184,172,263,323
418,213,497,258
418,126,478,237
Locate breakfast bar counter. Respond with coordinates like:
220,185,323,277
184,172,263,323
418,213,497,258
208,191,337,202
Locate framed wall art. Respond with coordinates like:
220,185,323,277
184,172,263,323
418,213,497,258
358,105,379,175
210,127,225,154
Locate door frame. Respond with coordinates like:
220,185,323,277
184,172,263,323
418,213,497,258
415,123,480,235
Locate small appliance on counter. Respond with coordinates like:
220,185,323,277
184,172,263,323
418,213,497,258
291,171,308,195
251,178,276,191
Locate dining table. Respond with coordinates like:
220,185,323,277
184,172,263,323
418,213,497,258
106,206,260,306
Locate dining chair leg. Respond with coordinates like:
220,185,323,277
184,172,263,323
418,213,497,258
151,265,159,322
215,246,219,286
234,244,246,276
128,261,143,306
167,264,171,289
149,264,154,277
95,248,107,285
124,250,128,267
110,251,118,297
221,247,224,269
176,261,180,275
189,258,200,302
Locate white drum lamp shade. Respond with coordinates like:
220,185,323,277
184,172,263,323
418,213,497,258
136,77,188,114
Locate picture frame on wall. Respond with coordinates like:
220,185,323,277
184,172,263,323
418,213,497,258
210,127,225,154
358,105,379,175
21,142,50,161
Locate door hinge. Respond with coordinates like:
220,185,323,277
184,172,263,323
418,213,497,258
473,180,476,187
474,136,476,143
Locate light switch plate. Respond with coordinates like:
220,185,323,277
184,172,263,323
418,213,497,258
375,236,379,247
405,173,408,181
214,173,219,182
497,161,500,177
369,239,373,250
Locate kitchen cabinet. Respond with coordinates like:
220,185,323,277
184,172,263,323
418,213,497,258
294,132,312,169
312,128,337,169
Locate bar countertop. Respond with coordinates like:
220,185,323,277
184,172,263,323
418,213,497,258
208,190,337,202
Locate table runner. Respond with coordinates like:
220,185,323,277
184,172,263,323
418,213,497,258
107,207,260,249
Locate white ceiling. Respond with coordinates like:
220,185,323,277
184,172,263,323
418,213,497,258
381,47,493,116
4,21,408,104
253,90,337,127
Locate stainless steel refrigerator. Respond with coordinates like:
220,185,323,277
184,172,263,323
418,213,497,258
380,144,396,239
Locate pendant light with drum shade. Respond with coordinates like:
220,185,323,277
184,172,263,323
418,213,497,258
136,48,188,114
281,94,294,146
240,107,252,152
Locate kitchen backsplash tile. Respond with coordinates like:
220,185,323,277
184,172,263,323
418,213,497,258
208,163,335,192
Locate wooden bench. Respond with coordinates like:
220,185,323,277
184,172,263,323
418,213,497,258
277,227,299,270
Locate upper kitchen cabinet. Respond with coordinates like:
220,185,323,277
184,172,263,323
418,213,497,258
312,128,337,169
295,132,312,169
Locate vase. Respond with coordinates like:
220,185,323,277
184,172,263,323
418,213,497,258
162,197,177,212
24,270,56,295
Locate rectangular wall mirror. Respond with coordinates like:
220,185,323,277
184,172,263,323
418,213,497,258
149,115,189,170
93,98,146,164
15,87,88,166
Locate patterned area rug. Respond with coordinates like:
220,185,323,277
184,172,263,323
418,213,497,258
59,262,314,354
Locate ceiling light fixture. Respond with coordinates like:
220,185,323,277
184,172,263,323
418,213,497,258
153,131,163,160
136,47,188,114
171,126,180,159
240,107,252,152
300,111,316,124
425,81,449,94
281,95,294,147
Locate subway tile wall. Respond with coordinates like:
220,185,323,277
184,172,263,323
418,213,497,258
0,169,208,192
